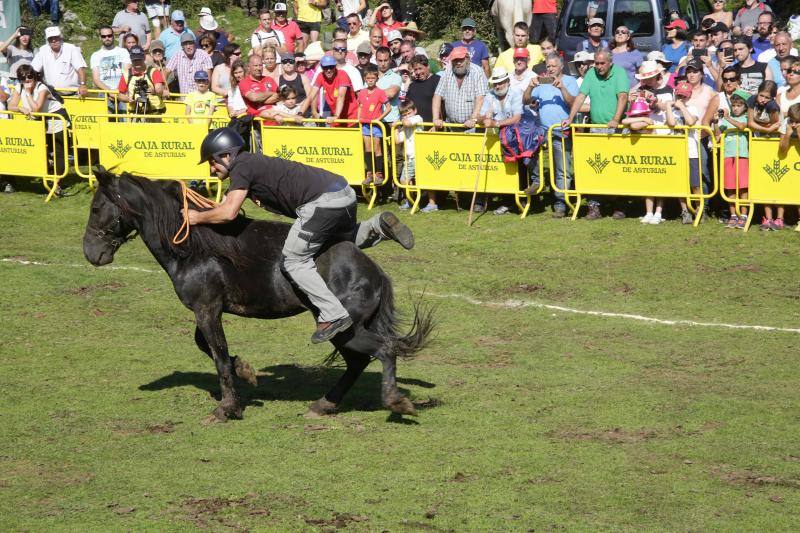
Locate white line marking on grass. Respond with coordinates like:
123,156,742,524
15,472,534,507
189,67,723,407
4,258,799,334
424,292,800,334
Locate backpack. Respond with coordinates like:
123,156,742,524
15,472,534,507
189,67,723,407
498,115,546,163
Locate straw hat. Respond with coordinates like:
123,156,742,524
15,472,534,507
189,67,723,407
489,67,510,85
401,21,427,40
304,41,324,62
634,60,661,80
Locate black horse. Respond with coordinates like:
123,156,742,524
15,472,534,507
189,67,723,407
82,168,433,421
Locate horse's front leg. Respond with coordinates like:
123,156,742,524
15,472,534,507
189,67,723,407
195,327,258,387
195,310,243,421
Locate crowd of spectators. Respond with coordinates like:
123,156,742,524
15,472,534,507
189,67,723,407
0,1,799,229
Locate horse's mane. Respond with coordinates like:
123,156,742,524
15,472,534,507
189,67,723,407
119,173,256,270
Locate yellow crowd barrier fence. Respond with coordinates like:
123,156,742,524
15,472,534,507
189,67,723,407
397,123,543,217
0,110,69,202
559,124,718,226
259,118,387,209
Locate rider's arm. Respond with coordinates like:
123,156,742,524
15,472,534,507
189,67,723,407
187,188,249,224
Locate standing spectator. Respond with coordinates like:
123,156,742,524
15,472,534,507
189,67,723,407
715,89,750,229
758,31,798,64
394,99,423,209
611,25,643,87
524,53,579,217
251,9,285,53
226,59,248,118
27,0,59,24
530,0,557,43
329,38,363,91
355,42,373,77
375,46,401,126
199,35,225,68
406,54,438,122
113,0,151,51
662,19,689,71
577,18,609,55
337,0,367,29
144,0,170,38
261,46,282,84
195,7,231,53
302,55,358,125
398,40,416,68
437,43,453,76
119,46,167,118
369,3,404,46
387,30,403,66
451,18,490,78
294,0,325,46
717,65,741,114
752,12,775,59
32,27,88,96
400,21,426,44
358,64,389,185
184,70,216,124
146,39,171,93
91,25,130,113
0,26,35,83
212,44,242,97
733,0,771,37
509,48,535,91
278,51,311,110
703,0,733,29
272,3,304,54
368,26,383,55
239,53,279,118
562,49,629,220
495,22,543,74
734,36,771,94
160,11,194,61
345,12,370,52
165,33,212,94
706,21,730,54
685,57,719,215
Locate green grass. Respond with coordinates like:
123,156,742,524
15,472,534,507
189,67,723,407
1,183,800,530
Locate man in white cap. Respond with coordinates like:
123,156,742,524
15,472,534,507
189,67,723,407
577,17,608,55
144,0,171,38
386,30,404,67
272,3,305,54
572,50,594,85
32,26,88,96
160,10,195,61
113,0,152,51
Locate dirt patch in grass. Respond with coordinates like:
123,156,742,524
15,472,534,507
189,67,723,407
175,493,272,529
550,427,660,444
304,512,369,528
110,420,179,436
712,466,800,490
68,282,125,296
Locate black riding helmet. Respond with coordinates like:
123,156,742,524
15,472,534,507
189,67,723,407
198,127,245,167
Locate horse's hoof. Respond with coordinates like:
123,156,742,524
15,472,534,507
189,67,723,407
212,404,243,421
234,357,258,387
306,397,337,417
388,396,418,416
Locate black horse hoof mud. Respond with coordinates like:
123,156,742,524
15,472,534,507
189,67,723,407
212,404,244,422
233,357,258,387
306,397,338,418
387,396,417,416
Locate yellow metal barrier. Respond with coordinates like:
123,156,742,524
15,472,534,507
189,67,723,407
0,111,69,202
61,91,120,182
560,124,718,226
398,123,541,217
259,118,387,209
163,93,227,126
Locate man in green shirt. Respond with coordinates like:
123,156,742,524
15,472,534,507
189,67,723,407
562,48,629,219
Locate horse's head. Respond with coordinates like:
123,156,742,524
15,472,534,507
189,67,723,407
83,166,140,266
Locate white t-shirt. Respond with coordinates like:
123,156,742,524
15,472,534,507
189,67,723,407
251,29,285,51
90,47,131,91
672,103,700,158
227,86,246,116
31,42,87,89
758,47,799,63
20,83,64,133
340,0,363,17
395,114,423,157
509,69,535,92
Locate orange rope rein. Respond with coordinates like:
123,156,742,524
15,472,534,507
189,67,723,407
172,181,219,245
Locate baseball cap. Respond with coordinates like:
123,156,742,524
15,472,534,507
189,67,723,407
731,89,751,102
439,42,453,58
44,26,62,39
171,10,185,22
449,46,468,60
513,47,529,59
573,50,595,63
128,45,145,60
320,55,337,68
198,7,212,16
180,33,195,44
706,22,729,34
356,42,372,55
150,40,165,52
18,26,32,37
587,17,604,27
279,51,293,61
387,30,403,43
685,57,704,71
273,2,287,11
461,17,477,28
194,70,210,81
674,81,693,98
664,19,688,30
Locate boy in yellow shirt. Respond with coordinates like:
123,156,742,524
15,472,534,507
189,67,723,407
185,70,216,125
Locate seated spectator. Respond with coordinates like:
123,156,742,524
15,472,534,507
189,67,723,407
715,88,750,228
27,0,59,24
199,34,224,68
32,26,88,96
195,7,231,53
272,3,304,54
112,0,151,51
451,17,490,77
0,26,35,84
495,22,543,74
165,33,212,94
394,99,424,210
251,9,286,53
185,70,216,124
212,44,243,98
358,64,390,185
144,0,170,38
226,59,247,118
336,0,367,30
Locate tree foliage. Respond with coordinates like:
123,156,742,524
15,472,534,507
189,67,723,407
417,0,498,52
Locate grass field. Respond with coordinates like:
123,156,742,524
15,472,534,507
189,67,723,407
2,182,800,530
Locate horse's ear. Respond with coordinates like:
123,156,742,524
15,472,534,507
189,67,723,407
92,165,113,187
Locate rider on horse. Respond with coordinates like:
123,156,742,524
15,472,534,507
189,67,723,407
188,127,415,344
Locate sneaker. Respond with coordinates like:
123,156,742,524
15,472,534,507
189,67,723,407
772,218,785,230
373,173,385,186
552,207,566,219
726,215,739,229
399,199,411,210
611,210,626,220
379,211,414,250
648,212,662,225
681,209,693,225
523,183,539,195
640,212,654,224
362,172,373,185
419,203,438,213
493,205,509,215
472,203,486,213
760,217,773,231
311,315,353,344
737,216,747,229
585,204,602,220
3,183,14,194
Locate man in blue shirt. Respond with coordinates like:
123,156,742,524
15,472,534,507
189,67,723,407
752,12,775,59
159,10,195,61
451,17,490,77
523,52,579,217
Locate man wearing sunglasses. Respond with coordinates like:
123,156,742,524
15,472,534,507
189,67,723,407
271,3,304,54
160,10,195,61
301,55,358,125
112,0,152,51
344,13,369,52
91,25,131,113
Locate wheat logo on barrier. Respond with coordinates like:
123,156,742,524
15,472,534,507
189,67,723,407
108,139,131,159
763,160,789,183
586,153,610,174
273,145,295,160
426,150,447,171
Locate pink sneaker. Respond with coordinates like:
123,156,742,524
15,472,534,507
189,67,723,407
771,218,785,230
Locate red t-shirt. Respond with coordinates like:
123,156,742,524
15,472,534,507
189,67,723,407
315,69,358,122
117,67,165,93
239,74,279,116
377,21,404,46
532,0,557,14
357,87,388,123
271,20,303,53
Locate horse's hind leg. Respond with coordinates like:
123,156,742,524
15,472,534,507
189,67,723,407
307,347,370,417
195,311,243,421
195,327,257,387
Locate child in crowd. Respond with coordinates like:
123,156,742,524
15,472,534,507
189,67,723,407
779,103,800,231
184,70,216,125
747,80,783,229
397,63,411,102
357,64,389,186
393,99,423,210
665,81,700,224
715,89,750,229
270,85,304,124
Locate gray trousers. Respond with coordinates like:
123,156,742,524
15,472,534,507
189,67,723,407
281,186,388,322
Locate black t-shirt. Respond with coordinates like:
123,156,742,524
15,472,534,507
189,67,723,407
738,61,767,95
406,75,439,122
228,152,345,218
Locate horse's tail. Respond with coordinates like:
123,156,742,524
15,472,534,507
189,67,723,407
373,273,435,359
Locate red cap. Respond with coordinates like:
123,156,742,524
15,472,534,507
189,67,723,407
449,46,468,60
513,47,529,59
674,81,693,99
664,19,688,31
